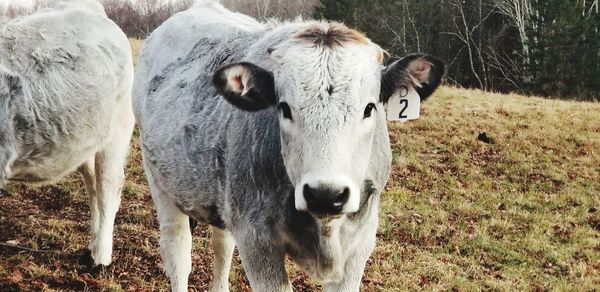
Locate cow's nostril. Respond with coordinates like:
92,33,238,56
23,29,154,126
303,184,316,201
303,184,318,204
333,187,350,207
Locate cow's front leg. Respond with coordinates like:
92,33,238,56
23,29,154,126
77,159,100,266
89,149,125,265
209,227,235,292
235,235,292,292
86,101,134,267
151,188,192,292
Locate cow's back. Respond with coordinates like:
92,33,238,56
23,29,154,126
0,1,133,182
133,4,264,204
1,1,131,105
133,3,264,123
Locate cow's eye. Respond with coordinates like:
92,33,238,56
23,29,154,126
363,103,376,118
278,102,293,120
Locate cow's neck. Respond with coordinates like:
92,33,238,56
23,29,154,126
290,215,346,282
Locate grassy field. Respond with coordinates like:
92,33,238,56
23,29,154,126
1,39,599,291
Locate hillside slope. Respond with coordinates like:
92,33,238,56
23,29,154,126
375,86,600,290
0,40,598,291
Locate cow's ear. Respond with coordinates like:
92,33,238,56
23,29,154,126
213,62,276,111
380,54,444,103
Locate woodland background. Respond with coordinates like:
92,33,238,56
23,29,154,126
1,0,599,100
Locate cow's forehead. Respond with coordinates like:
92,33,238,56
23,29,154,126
289,21,384,62
267,22,383,107
273,42,381,106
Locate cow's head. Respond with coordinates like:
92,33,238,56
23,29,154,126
214,22,444,218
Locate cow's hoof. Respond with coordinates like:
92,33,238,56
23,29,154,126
89,263,109,276
79,249,94,268
78,249,109,275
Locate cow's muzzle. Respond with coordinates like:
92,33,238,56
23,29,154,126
303,184,350,216
294,173,360,216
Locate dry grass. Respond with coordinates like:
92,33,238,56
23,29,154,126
1,40,599,291
129,38,144,67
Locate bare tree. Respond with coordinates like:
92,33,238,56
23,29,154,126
584,0,599,15
102,0,193,38
256,0,271,19
221,0,319,20
0,0,47,21
444,0,494,90
494,0,534,82
403,0,420,52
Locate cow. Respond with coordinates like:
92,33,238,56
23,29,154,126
133,1,443,291
0,0,134,267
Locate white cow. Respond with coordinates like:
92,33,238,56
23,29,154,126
0,0,134,267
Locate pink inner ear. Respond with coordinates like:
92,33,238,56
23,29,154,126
233,75,243,91
228,74,244,93
407,58,432,87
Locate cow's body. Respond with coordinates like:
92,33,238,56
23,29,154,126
134,2,442,291
0,0,134,266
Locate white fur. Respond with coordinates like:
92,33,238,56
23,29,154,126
273,37,382,214
147,172,192,292
0,0,134,266
209,228,236,292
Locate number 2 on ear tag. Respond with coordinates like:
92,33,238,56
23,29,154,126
386,89,420,122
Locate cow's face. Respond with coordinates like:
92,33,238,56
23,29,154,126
213,25,444,218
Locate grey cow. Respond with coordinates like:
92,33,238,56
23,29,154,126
0,0,134,267
133,2,444,291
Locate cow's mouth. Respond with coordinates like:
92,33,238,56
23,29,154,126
314,213,343,220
